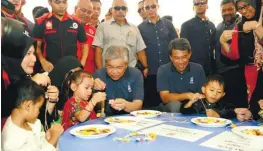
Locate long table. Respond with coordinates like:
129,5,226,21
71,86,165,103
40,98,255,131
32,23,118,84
58,113,260,151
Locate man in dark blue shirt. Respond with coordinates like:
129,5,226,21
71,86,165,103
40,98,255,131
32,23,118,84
93,46,144,116
138,0,178,108
157,38,206,112
181,0,216,76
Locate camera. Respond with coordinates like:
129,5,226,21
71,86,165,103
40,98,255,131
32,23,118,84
1,17,29,59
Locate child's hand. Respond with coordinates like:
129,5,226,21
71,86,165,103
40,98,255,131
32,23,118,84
45,130,51,141
47,124,64,146
258,99,263,109
183,100,194,108
206,109,220,118
92,92,106,104
188,93,204,103
49,123,64,138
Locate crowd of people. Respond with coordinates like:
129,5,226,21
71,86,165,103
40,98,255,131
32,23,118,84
1,0,263,150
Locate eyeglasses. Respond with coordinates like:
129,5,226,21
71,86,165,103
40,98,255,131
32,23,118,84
113,6,127,11
237,3,250,12
194,2,207,6
138,7,144,13
144,4,157,11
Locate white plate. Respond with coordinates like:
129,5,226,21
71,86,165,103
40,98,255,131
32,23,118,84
232,126,263,139
70,124,116,139
191,117,232,127
130,110,162,118
104,116,141,125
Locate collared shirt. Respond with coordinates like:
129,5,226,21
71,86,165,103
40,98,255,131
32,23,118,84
181,15,216,75
138,18,178,75
32,12,87,65
215,17,239,73
92,18,146,67
93,67,144,116
157,62,206,95
77,23,96,73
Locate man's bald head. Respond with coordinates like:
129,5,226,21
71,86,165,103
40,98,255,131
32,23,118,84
75,0,93,24
77,0,92,8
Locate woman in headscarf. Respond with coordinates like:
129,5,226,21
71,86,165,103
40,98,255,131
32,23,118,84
49,56,83,111
1,35,60,130
220,0,263,121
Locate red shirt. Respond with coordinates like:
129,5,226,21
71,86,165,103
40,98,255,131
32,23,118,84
62,97,97,130
77,24,96,73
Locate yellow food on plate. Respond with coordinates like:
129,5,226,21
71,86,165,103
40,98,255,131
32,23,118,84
243,129,263,136
136,112,156,115
77,127,110,136
195,118,226,124
107,118,135,123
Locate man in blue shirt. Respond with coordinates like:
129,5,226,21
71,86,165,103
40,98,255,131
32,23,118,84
157,38,206,112
181,0,216,76
93,45,144,116
138,0,178,108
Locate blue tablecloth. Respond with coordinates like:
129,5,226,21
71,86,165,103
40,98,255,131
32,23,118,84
58,113,259,151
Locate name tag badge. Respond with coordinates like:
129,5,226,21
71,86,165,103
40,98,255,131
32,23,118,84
128,82,132,92
190,77,194,84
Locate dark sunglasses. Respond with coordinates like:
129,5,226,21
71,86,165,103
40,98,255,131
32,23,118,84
138,7,144,13
144,4,157,10
237,3,250,12
113,6,127,11
194,2,207,6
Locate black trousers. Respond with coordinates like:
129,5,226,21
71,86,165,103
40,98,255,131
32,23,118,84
143,75,162,108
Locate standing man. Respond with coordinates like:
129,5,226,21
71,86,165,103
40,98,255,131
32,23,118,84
137,0,147,20
181,0,216,76
93,0,148,77
215,0,247,108
138,0,178,108
157,38,206,112
32,0,88,72
75,0,96,73
90,0,101,28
